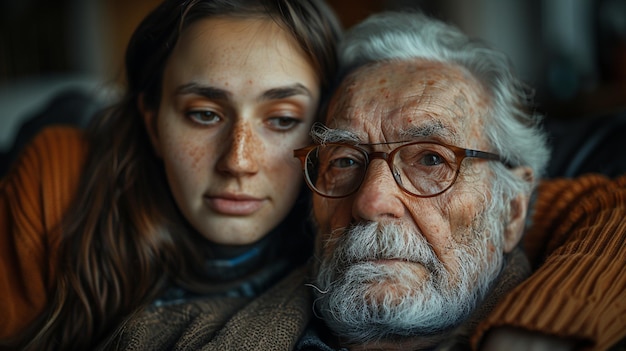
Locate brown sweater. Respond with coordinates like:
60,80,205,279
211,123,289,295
473,174,626,350
1,127,625,349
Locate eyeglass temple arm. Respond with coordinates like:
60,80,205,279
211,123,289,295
465,149,515,168
293,147,312,168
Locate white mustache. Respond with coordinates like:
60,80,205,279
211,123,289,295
322,221,445,276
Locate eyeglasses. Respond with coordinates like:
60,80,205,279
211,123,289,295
294,141,510,199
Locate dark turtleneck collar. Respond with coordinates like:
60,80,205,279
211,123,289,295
153,216,312,305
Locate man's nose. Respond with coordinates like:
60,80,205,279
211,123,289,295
352,159,405,221
217,121,260,176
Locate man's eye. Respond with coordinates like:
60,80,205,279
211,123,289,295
420,153,445,166
267,117,300,131
186,110,221,125
329,157,359,169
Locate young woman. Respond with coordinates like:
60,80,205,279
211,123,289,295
0,0,341,350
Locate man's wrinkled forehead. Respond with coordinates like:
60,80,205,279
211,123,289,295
325,59,489,144
318,119,458,145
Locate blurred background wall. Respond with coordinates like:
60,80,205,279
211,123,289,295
1,0,625,154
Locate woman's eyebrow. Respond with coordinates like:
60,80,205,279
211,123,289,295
174,83,231,100
173,82,311,102
259,83,312,101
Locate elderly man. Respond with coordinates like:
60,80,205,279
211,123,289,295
294,11,625,351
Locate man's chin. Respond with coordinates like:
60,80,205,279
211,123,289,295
315,260,468,340
353,260,432,303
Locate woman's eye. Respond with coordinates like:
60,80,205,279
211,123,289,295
186,110,221,126
267,117,300,131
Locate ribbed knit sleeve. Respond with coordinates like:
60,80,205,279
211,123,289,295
472,174,626,350
0,127,86,339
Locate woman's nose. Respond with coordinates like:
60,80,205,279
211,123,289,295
217,121,260,176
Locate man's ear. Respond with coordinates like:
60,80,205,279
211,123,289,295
139,93,162,158
503,166,534,253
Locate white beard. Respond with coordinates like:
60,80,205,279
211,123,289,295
312,213,505,343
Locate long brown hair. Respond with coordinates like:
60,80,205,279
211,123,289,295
17,1,340,349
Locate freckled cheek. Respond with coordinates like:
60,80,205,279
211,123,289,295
251,141,269,165
192,145,208,171
238,125,306,165
162,135,210,175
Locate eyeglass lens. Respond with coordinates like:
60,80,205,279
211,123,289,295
304,143,461,198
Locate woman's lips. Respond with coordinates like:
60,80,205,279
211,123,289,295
204,194,264,215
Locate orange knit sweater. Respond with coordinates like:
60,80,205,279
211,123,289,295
1,127,625,349
0,127,87,341
474,173,626,350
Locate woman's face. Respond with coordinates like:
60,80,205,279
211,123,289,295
143,17,320,245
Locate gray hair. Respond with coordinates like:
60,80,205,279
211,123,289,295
337,11,550,200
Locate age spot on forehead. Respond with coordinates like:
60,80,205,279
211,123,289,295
380,87,390,99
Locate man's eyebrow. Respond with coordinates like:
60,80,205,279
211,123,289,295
311,123,362,144
400,121,456,140
260,83,312,101
175,83,231,100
